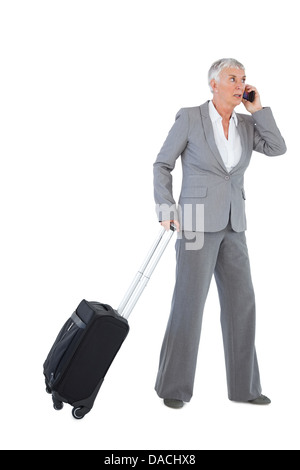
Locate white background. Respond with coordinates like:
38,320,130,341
1,0,299,451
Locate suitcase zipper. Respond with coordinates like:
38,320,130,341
67,322,75,332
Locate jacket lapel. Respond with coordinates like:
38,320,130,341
200,101,228,172
230,114,247,174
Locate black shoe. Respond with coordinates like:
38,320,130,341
248,394,271,405
163,398,184,409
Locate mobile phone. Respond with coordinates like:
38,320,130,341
243,90,255,102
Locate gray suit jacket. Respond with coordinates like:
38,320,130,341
153,101,287,232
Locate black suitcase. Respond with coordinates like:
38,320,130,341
43,225,175,419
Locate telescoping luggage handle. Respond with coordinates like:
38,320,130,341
117,224,176,319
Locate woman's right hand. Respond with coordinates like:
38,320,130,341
160,220,180,232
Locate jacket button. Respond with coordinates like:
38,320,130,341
224,176,230,180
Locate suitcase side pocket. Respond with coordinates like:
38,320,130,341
43,318,84,389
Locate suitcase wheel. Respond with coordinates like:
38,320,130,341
72,407,88,420
53,398,64,411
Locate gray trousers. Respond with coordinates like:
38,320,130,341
155,223,262,402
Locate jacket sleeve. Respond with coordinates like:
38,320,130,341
252,107,287,156
153,108,189,222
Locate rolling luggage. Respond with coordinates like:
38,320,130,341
43,224,175,419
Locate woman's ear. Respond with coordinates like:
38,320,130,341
210,79,218,93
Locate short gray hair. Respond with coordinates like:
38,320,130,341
208,58,245,92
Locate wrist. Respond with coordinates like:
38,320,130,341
251,106,263,114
